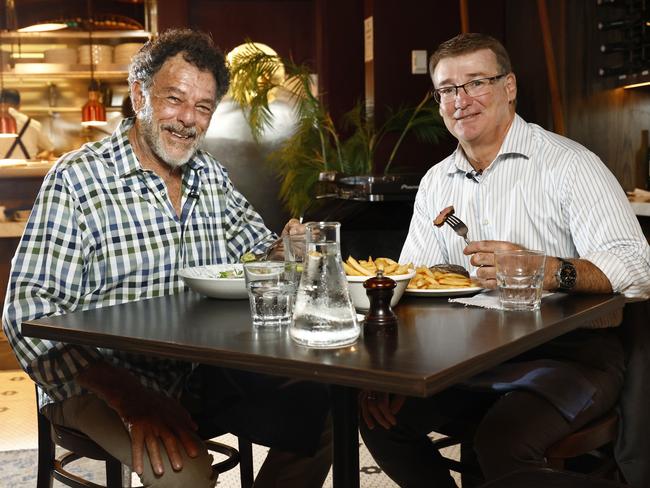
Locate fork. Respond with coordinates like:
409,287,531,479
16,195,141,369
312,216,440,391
445,214,471,245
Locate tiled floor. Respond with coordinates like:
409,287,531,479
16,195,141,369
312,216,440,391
0,369,461,487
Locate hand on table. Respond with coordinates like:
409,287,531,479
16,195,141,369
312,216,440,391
359,390,406,430
463,240,524,289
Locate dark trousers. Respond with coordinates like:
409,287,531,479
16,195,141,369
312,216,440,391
360,329,625,488
185,365,331,456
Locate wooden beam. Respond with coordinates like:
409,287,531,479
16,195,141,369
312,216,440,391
460,0,470,33
537,0,565,135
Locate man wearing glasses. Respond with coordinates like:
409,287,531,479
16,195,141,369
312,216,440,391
360,33,650,486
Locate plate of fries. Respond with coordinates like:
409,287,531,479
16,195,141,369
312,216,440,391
343,256,413,277
405,266,482,297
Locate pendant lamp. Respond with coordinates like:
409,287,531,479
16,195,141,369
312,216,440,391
81,1,107,127
0,30,17,138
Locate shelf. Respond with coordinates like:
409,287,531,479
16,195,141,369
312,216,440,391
0,161,54,179
630,201,650,217
3,64,129,83
0,222,26,238
0,30,151,44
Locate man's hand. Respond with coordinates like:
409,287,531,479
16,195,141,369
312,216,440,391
463,240,524,289
115,389,200,476
281,218,306,237
267,218,306,260
76,362,200,476
359,390,406,430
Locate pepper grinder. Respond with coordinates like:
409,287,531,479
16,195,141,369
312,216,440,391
363,269,398,334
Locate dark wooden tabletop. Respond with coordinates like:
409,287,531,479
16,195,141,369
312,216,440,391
22,291,625,397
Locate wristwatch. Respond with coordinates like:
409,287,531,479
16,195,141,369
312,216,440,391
555,258,577,292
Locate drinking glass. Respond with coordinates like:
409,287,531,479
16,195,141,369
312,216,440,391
243,261,299,327
494,250,546,311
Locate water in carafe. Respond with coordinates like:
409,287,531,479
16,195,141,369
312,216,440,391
290,222,360,348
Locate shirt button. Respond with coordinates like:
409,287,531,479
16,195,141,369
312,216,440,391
482,219,489,225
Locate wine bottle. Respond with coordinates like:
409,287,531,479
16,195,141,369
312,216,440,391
598,17,643,30
596,0,644,9
598,65,632,76
600,41,650,53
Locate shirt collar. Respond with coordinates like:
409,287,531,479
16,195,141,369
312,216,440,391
85,117,207,178
447,113,533,176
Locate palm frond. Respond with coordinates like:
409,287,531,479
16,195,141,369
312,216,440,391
228,46,447,212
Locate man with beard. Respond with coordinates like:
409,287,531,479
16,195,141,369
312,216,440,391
3,29,331,487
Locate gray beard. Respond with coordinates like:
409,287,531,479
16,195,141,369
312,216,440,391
138,103,204,169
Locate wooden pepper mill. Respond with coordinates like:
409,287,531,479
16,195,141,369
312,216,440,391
363,269,398,334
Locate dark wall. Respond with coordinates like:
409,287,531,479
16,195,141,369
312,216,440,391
155,0,647,189
189,0,315,64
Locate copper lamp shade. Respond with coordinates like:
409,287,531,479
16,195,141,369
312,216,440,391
0,106,18,138
81,88,107,127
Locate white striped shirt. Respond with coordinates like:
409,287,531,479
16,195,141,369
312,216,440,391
401,114,650,299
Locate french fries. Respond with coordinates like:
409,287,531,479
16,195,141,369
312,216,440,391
407,266,475,290
344,256,413,276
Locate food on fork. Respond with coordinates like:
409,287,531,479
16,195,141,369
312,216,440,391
433,205,455,227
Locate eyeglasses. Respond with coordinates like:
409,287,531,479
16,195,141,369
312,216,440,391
433,74,507,104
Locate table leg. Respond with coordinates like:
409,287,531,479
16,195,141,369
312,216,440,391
330,384,360,488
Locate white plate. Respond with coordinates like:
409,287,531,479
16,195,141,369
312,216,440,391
178,264,247,299
404,286,483,297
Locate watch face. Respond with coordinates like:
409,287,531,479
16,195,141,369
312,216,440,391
559,260,577,289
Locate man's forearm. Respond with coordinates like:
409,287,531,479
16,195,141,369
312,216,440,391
544,257,613,293
76,360,146,414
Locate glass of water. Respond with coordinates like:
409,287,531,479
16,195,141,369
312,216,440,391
243,261,299,327
494,250,547,311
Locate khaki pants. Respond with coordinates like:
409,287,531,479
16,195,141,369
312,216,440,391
44,393,332,488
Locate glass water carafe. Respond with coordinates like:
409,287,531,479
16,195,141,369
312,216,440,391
290,222,360,348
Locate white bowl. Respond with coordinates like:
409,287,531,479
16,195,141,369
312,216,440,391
178,264,247,299
346,270,416,311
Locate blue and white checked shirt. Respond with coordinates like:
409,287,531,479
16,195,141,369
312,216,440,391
401,114,650,300
2,118,276,407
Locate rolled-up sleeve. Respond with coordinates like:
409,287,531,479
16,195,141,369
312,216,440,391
565,151,650,299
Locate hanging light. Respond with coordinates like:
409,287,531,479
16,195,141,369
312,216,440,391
82,79,107,127
0,30,17,139
81,0,107,127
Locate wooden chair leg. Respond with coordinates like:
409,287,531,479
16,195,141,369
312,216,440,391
105,458,123,488
238,437,254,488
36,408,55,488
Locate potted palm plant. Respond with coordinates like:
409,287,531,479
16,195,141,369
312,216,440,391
227,42,447,216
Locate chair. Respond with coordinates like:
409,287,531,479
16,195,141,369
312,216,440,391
431,409,620,485
36,388,254,488
477,467,629,488
546,409,619,476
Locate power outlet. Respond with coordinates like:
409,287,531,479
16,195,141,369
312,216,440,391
411,50,428,75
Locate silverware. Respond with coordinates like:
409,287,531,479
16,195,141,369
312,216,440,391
445,214,470,245
262,236,285,261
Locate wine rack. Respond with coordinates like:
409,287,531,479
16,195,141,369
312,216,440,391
596,0,650,86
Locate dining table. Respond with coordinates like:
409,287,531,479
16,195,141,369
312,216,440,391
21,290,625,488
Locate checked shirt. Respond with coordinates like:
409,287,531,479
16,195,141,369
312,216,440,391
2,118,276,408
